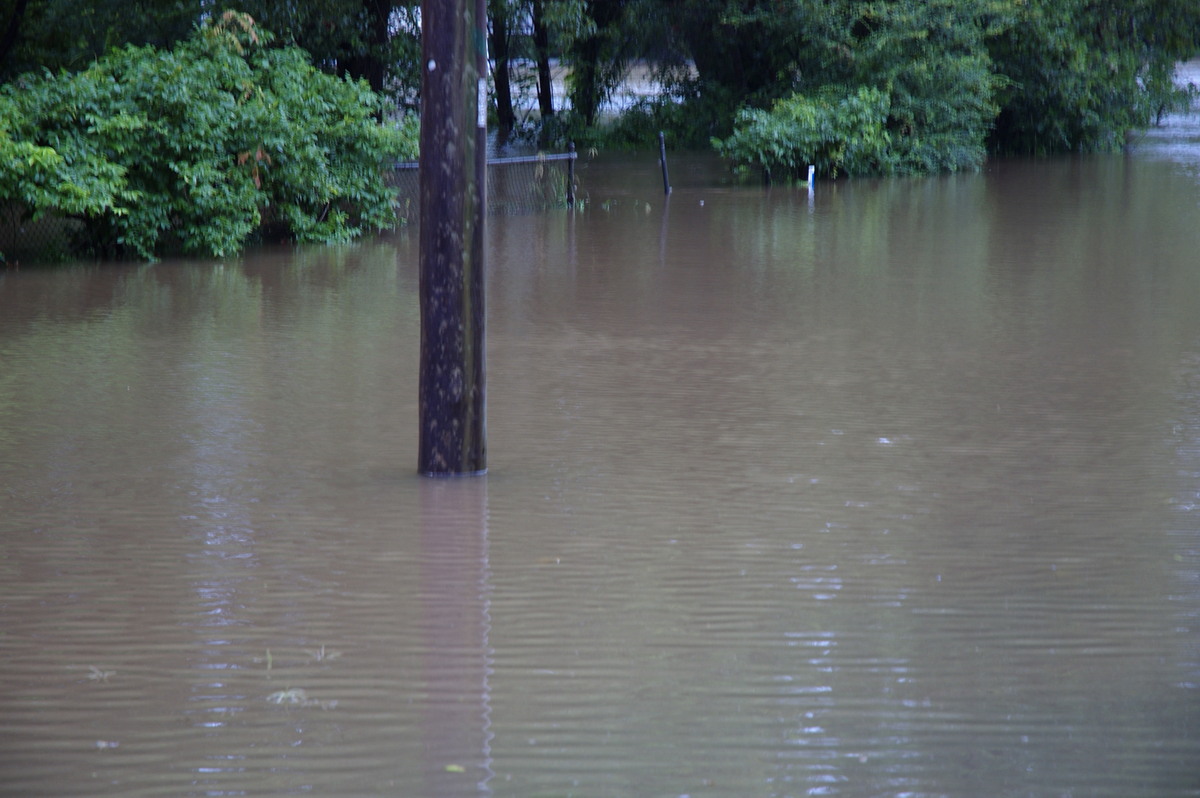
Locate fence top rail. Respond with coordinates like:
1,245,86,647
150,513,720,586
394,150,576,170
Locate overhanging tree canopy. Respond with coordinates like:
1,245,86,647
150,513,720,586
3,0,1197,173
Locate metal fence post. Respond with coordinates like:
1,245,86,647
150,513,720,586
567,142,576,207
659,131,671,195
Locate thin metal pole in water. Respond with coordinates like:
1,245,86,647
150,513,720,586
417,0,487,476
567,142,576,207
659,131,671,195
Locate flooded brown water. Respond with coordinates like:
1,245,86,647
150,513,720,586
3,138,1200,796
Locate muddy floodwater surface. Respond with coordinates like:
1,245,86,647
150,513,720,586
3,116,1200,796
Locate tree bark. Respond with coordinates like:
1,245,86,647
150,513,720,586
489,0,515,145
418,0,488,476
532,0,555,120
570,0,624,127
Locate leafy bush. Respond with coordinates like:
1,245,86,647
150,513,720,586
986,0,1200,154
602,75,739,151
0,12,417,260
712,0,1002,179
714,86,894,180
851,1,1002,173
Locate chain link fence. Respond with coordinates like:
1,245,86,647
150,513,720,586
388,147,578,224
1,205,88,264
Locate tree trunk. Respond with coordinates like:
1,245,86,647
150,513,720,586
570,0,624,127
572,34,604,126
489,0,515,145
532,0,554,120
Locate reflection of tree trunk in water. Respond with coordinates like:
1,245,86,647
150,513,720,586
490,4,515,147
419,478,492,796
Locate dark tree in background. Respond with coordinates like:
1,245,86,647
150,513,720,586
489,0,517,141
0,0,30,69
567,0,627,126
486,0,593,143
2,0,1197,169
336,0,393,93
531,0,555,120
0,0,421,107
221,0,421,103
987,0,1200,154
0,0,203,78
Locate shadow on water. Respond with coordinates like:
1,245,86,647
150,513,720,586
2,118,1200,795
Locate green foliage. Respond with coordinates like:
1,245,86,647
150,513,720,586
848,0,1002,173
680,0,1200,172
1,0,204,81
714,85,893,179
0,98,130,218
0,12,416,260
7,0,1197,186
599,62,746,150
2,2,423,113
713,1,1002,178
214,1,423,104
489,0,595,140
987,0,1200,154
566,0,636,127
603,98,695,150
660,0,853,142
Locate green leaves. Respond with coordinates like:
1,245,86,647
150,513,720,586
0,14,416,260
849,0,1000,173
698,0,1200,172
714,0,1000,179
987,0,1200,154
715,85,894,179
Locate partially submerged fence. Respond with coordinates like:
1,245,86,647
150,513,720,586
1,206,85,264
389,146,578,223
3,146,579,263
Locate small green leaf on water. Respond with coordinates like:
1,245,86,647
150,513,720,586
1175,554,1184,562
444,764,466,773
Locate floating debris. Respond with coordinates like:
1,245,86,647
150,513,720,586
266,688,337,710
95,740,120,750
304,645,342,663
87,666,115,682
